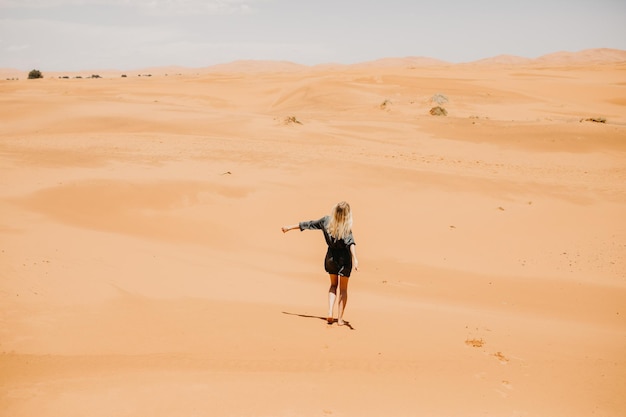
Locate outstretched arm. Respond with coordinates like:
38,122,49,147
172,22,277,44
281,224,300,233
350,244,359,271
284,217,326,233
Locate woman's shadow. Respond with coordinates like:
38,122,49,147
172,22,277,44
282,311,355,330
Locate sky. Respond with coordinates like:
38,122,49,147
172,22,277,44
1,0,625,71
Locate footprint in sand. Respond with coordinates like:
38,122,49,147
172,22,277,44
493,351,509,363
495,380,514,398
465,338,485,348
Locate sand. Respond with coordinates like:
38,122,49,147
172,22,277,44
1,50,625,416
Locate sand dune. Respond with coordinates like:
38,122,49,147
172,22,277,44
535,48,626,65
351,56,451,68
1,50,625,417
468,54,534,66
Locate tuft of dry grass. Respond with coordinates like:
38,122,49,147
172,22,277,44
429,106,448,116
283,116,302,125
580,117,606,123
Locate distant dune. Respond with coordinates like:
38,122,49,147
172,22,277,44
534,48,626,64
465,54,535,66
351,56,451,68
1,48,624,79
202,60,308,73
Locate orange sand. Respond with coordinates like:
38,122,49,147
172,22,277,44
1,50,625,416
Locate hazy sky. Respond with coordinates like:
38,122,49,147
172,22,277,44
1,0,625,71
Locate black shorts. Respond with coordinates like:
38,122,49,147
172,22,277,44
324,249,352,277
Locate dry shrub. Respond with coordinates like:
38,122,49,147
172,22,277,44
430,106,448,116
580,117,606,123
380,99,392,110
283,116,302,125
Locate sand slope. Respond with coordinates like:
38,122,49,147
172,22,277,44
1,51,625,416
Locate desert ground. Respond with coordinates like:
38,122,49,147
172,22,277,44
1,49,625,416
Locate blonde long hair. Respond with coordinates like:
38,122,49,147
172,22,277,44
327,201,353,240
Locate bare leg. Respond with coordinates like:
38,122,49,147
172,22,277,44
327,274,338,324
337,275,349,325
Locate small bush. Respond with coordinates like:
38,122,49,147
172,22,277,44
429,106,448,116
430,93,448,106
380,99,392,110
580,117,606,123
28,69,43,79
428,93,448,116
283,116,302,125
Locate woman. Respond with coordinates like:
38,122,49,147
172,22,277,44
282,201,359,326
